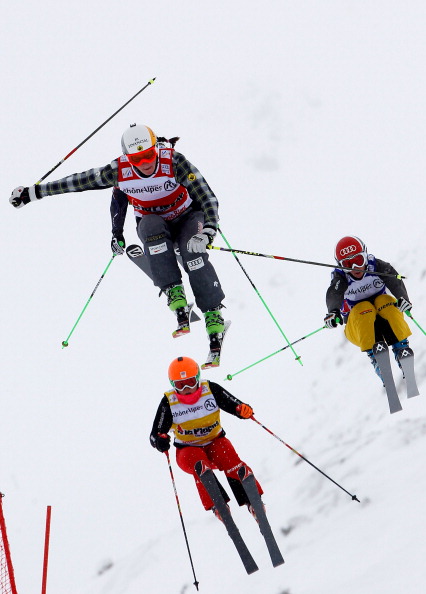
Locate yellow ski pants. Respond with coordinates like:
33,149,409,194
345,294,411,352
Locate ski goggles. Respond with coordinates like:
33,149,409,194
127,146,158,166
173,376,199,392
339,252,367,270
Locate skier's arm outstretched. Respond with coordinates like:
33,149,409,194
9,162,119,208
208,381,254,419
149,395,173,452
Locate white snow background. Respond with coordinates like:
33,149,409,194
1,2,426,593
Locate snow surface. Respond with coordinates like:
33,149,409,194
2,1,426,593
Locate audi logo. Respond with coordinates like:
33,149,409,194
340,245,357,257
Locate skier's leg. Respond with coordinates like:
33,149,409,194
136,215,182,290
345,301,383,381
374,294,412,343
374,316,397,345
373,294,413,371
176,446,230,510
173,210,225,313
206,436,263,505
344,301,377,351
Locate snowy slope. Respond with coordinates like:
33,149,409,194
1,2,426,594
64,242,426,594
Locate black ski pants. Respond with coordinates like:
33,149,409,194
136,210,225,313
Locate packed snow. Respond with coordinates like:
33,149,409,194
2,2,425,593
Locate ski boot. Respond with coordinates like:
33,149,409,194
366,348,384,385
246,501,266,525
204,307,225,352
212,503,230,523
391,339,410,378
165,284,190,338
201,307,231,369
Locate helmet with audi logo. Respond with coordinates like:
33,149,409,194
334,236,367,268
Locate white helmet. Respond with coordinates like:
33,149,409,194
121,124,157,155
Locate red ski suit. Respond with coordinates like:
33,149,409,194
150,380,263,510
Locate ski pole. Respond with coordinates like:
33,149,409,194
36,78,156,184
251,417,360,502
164,450,200,591
218,229,303,366
61,252,119,348
225,326,326,381
208,245,406,280
406,311,426,336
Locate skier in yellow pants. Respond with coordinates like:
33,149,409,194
324,236,412,383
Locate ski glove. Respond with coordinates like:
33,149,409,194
10,185,39,209
152,433,171,453
187,227,216,254
324,309,343,329
111,233,126,256
236,403,254,419
397,297,412,313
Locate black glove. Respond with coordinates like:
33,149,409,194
397,297,412,313
151,433,170,453
324,309,343,329
111,233,126,255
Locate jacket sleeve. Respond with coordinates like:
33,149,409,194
149,396,173,448
172,151,219,231
36,161,119,198
110,187,129,235
326,270,348,312
208,381,245,416
377,258,410,301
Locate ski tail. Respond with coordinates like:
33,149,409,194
396,347,420,398
194,461,259,575
373,341,403,414
237,466,285,568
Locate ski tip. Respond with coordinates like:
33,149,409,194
273,558,285,568
248,565,260,575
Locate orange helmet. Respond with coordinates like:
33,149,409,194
168,356,200,392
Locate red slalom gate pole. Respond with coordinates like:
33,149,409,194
41,506,52,594
0,493,19,594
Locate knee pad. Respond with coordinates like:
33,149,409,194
375,294,397,318
137,215,169,243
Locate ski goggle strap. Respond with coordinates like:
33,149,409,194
127,146,158,166
340,252,367,270
173,376,199,392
